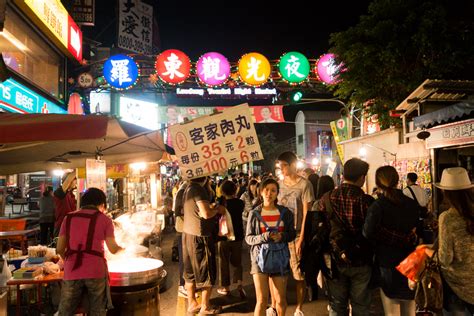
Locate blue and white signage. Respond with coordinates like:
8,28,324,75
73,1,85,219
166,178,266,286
0,79,66,114
103,54,139,90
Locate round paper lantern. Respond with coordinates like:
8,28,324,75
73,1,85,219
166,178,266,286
196,52,230,86
238,52,271,86
155,49,191,85
279,51,310,83
315,53,343,85
103,54,139,90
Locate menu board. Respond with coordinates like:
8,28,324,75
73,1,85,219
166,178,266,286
388,158,432,195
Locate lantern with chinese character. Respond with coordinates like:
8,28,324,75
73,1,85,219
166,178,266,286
196,52,230,86
103,54,139,90
155,49,191,85
278,52,310,84
238,52,271,86
315,53,343,85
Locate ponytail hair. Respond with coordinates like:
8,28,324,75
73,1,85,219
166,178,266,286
375,166,402,204
443,188,474,235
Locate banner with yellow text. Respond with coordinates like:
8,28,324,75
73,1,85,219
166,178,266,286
169,104,263,180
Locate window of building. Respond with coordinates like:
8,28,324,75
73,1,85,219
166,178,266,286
1,7,64,98
298,134,304,144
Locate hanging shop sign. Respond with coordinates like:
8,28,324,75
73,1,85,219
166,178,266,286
66,0,95,26
238,53,271,86
118,0,153,54
0,78,66,114
86,159,107,193
16,0,83,62
315,53,343,85
330,118,349,162
155,49,191,85
159,105,284,124
425,118,474,149
251,106,285,123
119,96,159,130
279,51,310,83
169,103,264,180
103,54,139,90
196,52,230,86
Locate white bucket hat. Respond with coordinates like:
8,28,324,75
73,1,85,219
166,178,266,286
435,167,474,190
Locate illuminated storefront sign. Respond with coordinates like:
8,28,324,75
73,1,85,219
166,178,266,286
196,52,230,86
315,53,343,85
279,52,310,83
119,96,159,130
18,0,83,62
103,55,139,90
0,79,66,114
155,49,191,85
238,52,271,86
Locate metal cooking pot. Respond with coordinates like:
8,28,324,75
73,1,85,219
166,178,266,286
108,258,164,287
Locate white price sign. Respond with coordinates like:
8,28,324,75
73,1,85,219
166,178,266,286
170,104,264,180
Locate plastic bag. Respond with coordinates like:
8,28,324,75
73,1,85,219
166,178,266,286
396,246,427,282
218,215,229,236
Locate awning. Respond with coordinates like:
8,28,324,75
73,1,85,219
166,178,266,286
414,102,474,129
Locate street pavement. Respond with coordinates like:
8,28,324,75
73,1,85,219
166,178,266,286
159,229,385,315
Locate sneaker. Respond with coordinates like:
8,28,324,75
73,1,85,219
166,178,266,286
266,306,277,316
294,310,304,316
178,285,187,298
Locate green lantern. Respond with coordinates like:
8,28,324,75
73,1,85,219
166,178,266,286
279,52,310,83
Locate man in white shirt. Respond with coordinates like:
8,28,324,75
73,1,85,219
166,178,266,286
403,172,428,207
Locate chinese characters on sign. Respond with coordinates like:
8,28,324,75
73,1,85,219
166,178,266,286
238,53,271,86
315,53,343,85
103,54,139,90
86,159,107,193
426,119,474,149
196,52,230,86
155,49,191,84
279,51,310,83
66,0,95,26
118,0,153,54
169,104,264,180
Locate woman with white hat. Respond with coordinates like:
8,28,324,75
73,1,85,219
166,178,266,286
430,167,474,315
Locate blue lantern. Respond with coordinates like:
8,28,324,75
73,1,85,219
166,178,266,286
103,54,139,90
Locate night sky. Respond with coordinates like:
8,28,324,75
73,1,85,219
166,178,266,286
155,0,373,61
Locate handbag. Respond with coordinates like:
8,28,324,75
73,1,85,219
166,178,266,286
415,246,443,312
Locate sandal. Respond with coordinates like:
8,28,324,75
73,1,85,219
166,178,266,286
216,288,230,296
238,286,247,299
199,305,222,315
187,304,201,314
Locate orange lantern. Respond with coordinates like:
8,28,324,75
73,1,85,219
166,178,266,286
238,52,271,86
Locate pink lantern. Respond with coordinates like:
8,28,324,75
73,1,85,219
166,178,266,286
67,93,84,114
196,52,230,86
315,53,343,85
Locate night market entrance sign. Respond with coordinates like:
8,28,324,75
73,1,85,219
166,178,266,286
101,51,343,91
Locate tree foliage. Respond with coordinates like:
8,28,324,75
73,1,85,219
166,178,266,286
329,0,474,129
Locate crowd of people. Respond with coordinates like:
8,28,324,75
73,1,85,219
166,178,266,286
30,152,473,316
168,151,473,316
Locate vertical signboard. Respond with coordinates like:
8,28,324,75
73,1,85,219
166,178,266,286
169,104,264,180
118,0,153,54
86,159,107,193
65,0,95,26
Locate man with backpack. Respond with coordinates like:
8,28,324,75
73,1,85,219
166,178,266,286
316,158,374,316
403,172,429,215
